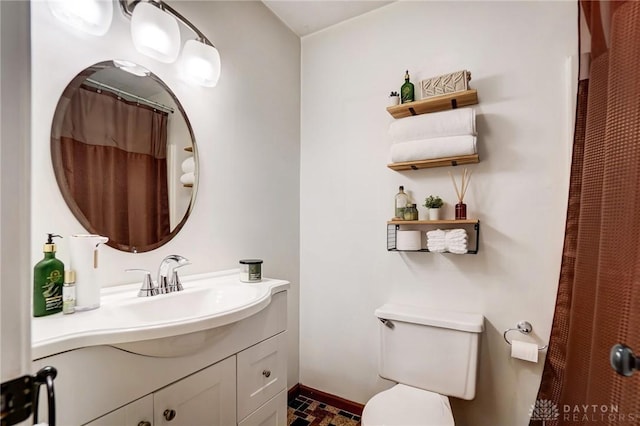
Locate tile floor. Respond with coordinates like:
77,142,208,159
288,394,362,426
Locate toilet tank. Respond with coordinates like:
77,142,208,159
375,303,484,400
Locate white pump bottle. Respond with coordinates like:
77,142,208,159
69,234,109,311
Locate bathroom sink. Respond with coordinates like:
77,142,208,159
32,270,289,359
109,282,262,324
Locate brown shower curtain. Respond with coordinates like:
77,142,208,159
532,1,640,424
59,85,170,250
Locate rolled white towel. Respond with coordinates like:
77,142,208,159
180,172,194,185
389,107,475,142
181,156,195,173
390,135,477,163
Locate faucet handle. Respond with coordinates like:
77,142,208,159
170,260,190,292
126,269,158,297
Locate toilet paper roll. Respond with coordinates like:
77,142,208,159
396,230,422,251
511,340,539,363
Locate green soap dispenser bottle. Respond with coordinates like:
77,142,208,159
33,233,65,317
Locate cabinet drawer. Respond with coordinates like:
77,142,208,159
237,332,287,421
84,395,153,426
238,390,286,426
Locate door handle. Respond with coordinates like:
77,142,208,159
33,366,58,426
610,344,639,377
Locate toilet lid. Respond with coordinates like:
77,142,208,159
362,384,455,426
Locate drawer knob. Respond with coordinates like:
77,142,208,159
164,409,176,421
138,422,151,426
262,369,271,378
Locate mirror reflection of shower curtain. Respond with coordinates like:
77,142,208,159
59,85,170,250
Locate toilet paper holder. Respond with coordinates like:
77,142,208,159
503,321,548,351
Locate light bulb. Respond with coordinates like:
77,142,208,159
130,2,181,64
180,39,221,87
48,0,112,36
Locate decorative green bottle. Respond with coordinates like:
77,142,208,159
401,70,415,104
33,234,64,317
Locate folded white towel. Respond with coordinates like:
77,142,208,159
426,229,468,254
181,156,195,173
426,229,447,239
427,244,447,253
448,246,468,255
389,107,476,142
445,229,467,239
390,135,477,163
427,229,447,253
180,172,194,185
446,242,468,247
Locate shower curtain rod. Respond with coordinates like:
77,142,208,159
85,78,175,114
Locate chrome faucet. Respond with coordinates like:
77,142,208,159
157,255,190,294
126,268,158,297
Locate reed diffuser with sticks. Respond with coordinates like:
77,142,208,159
449,168,472,220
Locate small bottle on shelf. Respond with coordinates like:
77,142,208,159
455,202,467,220
403,204,418,221
401,70,415,104
394,186,409,219
62,270,76,315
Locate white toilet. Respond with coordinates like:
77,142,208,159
362,303,484,426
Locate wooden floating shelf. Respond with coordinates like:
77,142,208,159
388,219,479,225
387,154,479,171
184,146,193,152
386,89,478,119
183,183,193,188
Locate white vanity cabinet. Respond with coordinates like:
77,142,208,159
84,357,237,426
86,334,287,426
34,290,288,426
237,332,287,422
152,356,236,426
238,391,287,426
84,358,237,426
85,395,153,426
237,333,288,426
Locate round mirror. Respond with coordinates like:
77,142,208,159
51,61,197,253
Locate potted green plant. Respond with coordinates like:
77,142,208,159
388,91,400,106
423,195,443,220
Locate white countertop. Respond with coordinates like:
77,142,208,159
32,269,289,359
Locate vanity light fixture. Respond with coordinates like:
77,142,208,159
130,1,181,64
48,0,113,36
121,0,222,87
180,39,221,87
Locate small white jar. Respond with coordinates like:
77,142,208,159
239,259,263,282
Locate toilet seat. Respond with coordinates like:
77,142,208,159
361,384,455,426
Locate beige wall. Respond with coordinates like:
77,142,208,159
30,1,300,388
300,2,577,425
